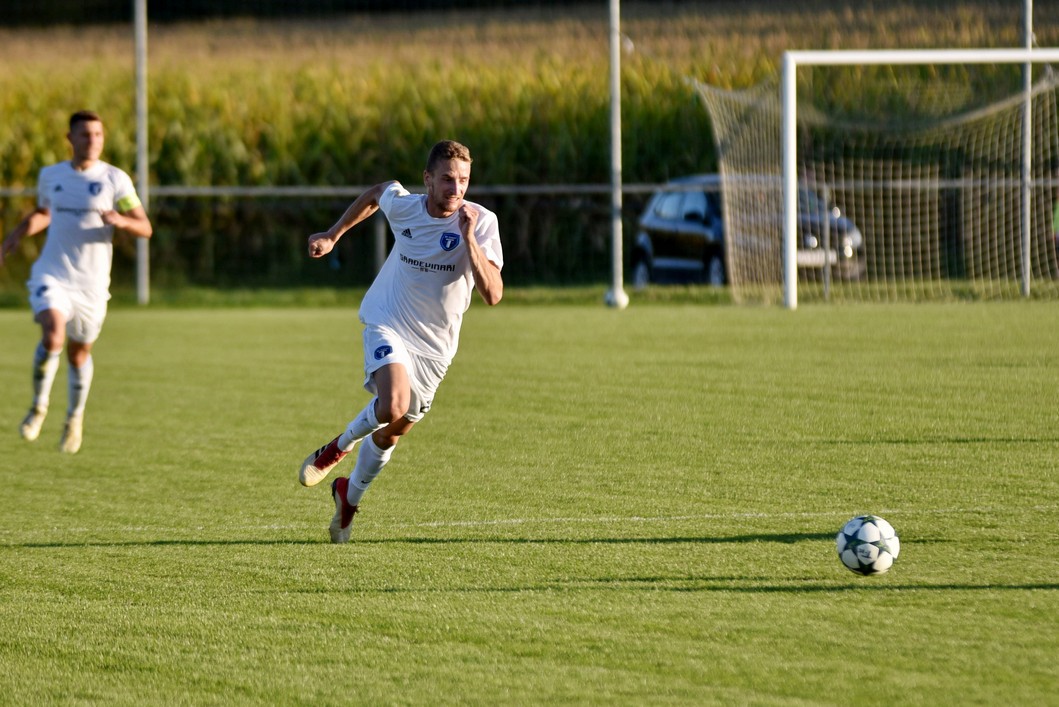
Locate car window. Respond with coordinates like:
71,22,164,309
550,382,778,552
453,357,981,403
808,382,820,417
705,192,722,217
655,192,683,221
682,191,708,221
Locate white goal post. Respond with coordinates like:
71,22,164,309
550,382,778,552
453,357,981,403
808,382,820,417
782,48,1059,309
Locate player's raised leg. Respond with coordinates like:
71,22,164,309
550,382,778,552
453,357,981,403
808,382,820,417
299,396,387,486
21,308,66,442
21,343,61,441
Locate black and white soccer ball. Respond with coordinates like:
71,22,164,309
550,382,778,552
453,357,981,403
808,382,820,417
836,515,900,575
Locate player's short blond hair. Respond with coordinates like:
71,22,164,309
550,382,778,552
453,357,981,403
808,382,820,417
425,140,472,173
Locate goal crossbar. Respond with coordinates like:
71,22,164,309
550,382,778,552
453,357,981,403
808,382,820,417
781,47,1059,308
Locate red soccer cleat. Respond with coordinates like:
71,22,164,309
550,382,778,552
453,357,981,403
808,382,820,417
328,477,359,544
299,436,348,487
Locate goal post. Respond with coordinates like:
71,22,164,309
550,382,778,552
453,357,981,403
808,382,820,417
781,48,1059,309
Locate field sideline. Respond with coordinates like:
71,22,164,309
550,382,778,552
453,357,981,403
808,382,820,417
1,301,1057,704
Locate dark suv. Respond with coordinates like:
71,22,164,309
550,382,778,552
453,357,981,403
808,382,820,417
632,174,864,288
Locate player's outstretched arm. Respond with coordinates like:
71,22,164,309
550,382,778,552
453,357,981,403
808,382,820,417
308,181,395,258
459,204,503,306
0,207,51,267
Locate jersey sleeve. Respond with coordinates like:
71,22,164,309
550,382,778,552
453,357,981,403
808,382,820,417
37,168,51,209
475,208,504,270
112,169,142,213
378,181,412,219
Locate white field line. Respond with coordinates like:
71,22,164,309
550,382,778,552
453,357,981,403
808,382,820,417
1,505,1056,537
404,505,1059,529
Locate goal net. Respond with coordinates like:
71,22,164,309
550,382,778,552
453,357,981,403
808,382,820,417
693,54,1059,305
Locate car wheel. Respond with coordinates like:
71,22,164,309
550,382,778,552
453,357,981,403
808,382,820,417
705,254,725,287
632,259,651,290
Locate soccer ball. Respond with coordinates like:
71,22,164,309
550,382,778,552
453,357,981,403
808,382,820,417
836,515,900,575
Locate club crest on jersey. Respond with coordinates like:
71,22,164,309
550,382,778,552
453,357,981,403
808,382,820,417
373,345,393,361
89,182,103,196
440,232,460,251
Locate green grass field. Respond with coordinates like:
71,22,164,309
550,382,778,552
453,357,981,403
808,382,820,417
1,299,1057,704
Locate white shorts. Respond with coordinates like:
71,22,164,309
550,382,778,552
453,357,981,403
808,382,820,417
362,324,449,422
27,276,107,344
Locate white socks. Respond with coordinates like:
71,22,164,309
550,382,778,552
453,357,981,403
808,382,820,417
334,397,396,506
337,397,385,451
346,436,393,507
67,355,94,418
32,343,61,410
30,343,94,418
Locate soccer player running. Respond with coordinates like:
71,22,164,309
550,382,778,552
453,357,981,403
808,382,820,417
0,110,153,453
300,140,503,543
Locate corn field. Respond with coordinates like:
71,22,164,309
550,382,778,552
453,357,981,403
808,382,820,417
1,1,1057,291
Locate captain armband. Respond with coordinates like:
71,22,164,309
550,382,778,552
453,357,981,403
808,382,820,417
116,194,142,213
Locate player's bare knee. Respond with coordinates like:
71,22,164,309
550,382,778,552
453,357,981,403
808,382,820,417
42,334,65,352
38,318,65,352
372,428,405,449
68,349,90,368
375,398,410,424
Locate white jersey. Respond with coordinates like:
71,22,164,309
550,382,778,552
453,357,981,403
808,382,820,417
32,160,141,296
359,181,504,362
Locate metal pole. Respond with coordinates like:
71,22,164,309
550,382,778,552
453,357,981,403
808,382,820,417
822,185,831,302
782,53,798,310
1021,0,1033,297
134,0,150,304
605,0,628,309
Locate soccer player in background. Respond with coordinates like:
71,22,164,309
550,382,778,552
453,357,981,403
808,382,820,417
0,111,153,453
300,140,504,543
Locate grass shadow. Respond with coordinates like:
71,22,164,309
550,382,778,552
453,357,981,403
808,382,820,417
7,531,835,549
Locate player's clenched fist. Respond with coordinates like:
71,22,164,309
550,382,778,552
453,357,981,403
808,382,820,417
458,203,478,237
308,233,336,258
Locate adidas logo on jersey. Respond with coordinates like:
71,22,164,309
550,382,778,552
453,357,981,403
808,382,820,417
401,228,412,239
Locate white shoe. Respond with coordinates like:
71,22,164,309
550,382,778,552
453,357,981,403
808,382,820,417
299,436,349,487
20,406,48,442
329,477,359,544
59,414,83,454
